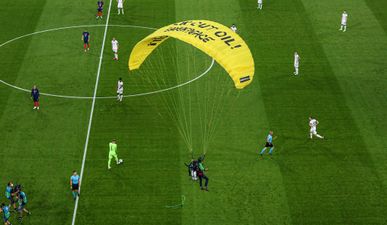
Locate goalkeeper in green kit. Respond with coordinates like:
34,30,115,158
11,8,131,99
108,139,122,170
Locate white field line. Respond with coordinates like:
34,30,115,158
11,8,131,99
0,24,155,49
0,59,214,99
71,0,112,224
0,24,214,99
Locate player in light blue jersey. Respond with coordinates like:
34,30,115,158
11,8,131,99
259,131,275,159
1,203,12,225
5,182,17,211
70,171,80,201
16,188,30,222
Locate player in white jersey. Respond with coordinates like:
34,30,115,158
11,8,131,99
294,52,300,75
339,11,348,32
112,37,119,60
257,0,263,10
117,78,123,102
230,24,237,33
309,117,324,139
117,0,124,15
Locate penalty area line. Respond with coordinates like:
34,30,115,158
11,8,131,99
71,0,113,224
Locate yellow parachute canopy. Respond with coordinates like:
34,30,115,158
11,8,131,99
128,20,255,89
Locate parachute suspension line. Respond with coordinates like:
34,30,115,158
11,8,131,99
200,67,216,154
207,82,229,147
162,46,191,152
195,59,204,154
172,45,193,152
191,49,204,158
202,64,211,154
136,45,193,152
201,69,241,155
128,20,255,157
159,44,193,152
171,45,193,152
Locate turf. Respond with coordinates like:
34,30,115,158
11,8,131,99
1,0,387,224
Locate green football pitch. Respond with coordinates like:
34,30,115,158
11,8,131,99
1,0,387,224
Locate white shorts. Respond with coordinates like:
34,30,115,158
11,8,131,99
118,3,123,8
310,127,317,135
112,48,118,53
117,89,123,95
341,22,347,26
294,64,299,68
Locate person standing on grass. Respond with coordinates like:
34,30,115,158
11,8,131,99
31,85,40,110
108,139,121,170
117,0,124,15
339,11,348,32
70,171,80,201
1,203,12,225
16,189,30,222
82,31,90,52
97,1,104,19
294,52,300,75
230,24,237,33
117,78,123,102
257,0,263,10
197,158,209,191
184,159,198,181
112,37,119,60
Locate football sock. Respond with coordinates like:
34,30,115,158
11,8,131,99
260,148,266,155
316,134,323,139
269,147,274,155
115,53,118,59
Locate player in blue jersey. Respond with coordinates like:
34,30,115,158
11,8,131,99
70,171,80,201
259,131,275,159
97,1,104,19
31,85,40,110
82,31,90,52
16,188,30,222
1,203,12,225
5,182,17,212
